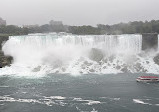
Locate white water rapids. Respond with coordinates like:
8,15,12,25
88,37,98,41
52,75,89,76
0,33,159,76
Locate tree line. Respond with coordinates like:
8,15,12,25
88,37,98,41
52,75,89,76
0,20,159,35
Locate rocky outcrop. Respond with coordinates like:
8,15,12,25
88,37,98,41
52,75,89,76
142,33,158,51
89,48,104,62
0,35,13,68
0,51,13,68
153,54,159,65
0,35,9,50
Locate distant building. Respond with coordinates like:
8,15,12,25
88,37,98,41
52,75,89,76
49,20,63,26
0,17,6,26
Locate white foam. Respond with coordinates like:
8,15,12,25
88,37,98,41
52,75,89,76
1,33,159,76
0,95,102,107
44,96,66,100
91,108,98,112
73,97,101,105
0,96,43,104
87,100,101,105
112,98,120,101
133,99,151,105
155,104,159,106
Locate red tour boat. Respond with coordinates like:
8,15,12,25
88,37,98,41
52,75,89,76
136,76,159,83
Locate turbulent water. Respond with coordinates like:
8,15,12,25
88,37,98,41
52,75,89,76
0,73,159,112
0,33,159,76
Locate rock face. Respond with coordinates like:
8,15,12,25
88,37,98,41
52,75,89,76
153,54,159,65
142,33,158,51
0,35,9,50
0,36,13,68
0,51,13,68
89,48,104,62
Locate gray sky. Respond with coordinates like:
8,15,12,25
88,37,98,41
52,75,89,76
0,0,159,26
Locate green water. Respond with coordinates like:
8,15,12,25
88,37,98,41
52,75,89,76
0,73,159,112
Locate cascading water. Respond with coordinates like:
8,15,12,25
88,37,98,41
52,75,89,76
0,33,159,76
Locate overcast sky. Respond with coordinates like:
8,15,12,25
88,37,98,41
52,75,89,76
0,0,159,26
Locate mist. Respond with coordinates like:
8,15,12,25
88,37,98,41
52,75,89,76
0,0,159,26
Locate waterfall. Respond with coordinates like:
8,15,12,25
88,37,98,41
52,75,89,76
1,33,159,76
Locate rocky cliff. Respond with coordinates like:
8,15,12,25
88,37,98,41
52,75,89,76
0,35,13,68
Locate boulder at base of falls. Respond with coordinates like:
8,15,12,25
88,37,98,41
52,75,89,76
153,54,159,65
0,51,13,68
89,48,104,62
121,66,129,73
32,66,41,72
